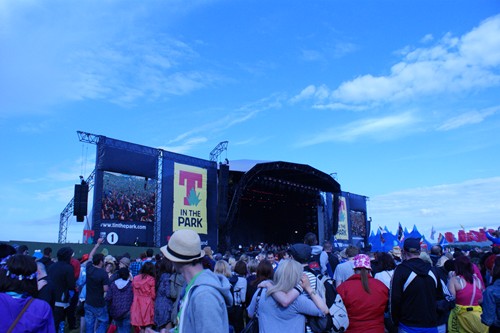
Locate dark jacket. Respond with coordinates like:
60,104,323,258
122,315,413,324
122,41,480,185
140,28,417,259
38,257,53,270
105,279,133,320
47,261,76,306
390,257,442,328
481,279,500,328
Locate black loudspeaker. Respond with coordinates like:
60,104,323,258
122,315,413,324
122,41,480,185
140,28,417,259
74,184,89,220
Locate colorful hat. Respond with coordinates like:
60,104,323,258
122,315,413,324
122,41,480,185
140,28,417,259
353,254,372,270
80,253,89,263
32,249,43,260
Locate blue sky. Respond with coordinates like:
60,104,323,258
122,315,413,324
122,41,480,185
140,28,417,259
1,1,499,244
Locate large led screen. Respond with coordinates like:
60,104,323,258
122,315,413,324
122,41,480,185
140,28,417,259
101,171,156,223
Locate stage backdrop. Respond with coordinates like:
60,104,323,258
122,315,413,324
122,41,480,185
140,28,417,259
335,192,369,249
161,151,218,248
91,137,158,246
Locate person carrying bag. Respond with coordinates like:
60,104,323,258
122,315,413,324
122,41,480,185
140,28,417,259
448,274,488,333
242,288,263,333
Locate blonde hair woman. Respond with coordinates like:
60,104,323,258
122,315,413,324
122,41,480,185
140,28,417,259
247,259,328,333
214,260,232,277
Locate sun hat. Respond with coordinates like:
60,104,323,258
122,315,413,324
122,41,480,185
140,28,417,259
160,229,204,263
104,255,116,264
353,254,372,270
119,257,131,268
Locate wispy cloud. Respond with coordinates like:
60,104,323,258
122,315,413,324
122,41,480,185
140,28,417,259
164,95,283,152
437,106,500,131
291,14,500,108
0,2,221,115
68,39,221,106
159,137,208,154
298,112,418,146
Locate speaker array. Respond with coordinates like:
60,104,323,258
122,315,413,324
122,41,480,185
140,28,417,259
73,184,89,222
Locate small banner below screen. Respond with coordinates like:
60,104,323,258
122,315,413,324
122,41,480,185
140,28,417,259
173,163,208,234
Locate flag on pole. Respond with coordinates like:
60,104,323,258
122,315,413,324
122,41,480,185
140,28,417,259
379,226,385,244
397,222,404,241
437,233,443,244
430,226,436,240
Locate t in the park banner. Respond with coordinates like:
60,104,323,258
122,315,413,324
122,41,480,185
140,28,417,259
173,163,208,234
336,196,349,240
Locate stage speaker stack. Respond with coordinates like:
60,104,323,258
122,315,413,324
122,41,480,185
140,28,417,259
73,184,89,222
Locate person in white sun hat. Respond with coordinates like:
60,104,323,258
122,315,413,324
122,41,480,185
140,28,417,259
160,229,233,333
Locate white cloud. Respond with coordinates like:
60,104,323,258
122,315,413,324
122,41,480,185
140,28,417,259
421,34,434,43
292,14,500,109
437,106,500,131
290,84,330,104
298,112,418,146
369,177,500,238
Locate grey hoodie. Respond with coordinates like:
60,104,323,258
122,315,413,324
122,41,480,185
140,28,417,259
177,269,232,333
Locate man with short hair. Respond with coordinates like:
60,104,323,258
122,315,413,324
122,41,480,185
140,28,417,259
266,250,278,270
145,248,155,262
390,237,441,333
84,238,109,333
430,245,443,267
160,229,232,333
333,245,359,287
321,240,339,277
39,247,54,269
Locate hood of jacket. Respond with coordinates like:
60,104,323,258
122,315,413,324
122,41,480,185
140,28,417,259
311,245,323,256
192,269,232,306
400,257,432,276
114,278,130,290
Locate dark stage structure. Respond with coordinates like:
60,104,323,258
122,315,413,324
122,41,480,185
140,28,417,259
59,132,368,251
220,161,341,251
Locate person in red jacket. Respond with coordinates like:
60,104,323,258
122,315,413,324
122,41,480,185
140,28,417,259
337,254,388,333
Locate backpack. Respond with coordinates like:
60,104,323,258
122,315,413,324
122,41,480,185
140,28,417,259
308,252,322,274
227,275,245,333
305,268,349,333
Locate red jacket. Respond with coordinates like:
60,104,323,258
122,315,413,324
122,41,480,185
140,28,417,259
337,274,388,333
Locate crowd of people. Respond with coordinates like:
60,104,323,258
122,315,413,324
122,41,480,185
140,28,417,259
101,173,156,222
1,229,500,333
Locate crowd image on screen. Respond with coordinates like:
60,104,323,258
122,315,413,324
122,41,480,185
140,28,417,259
350,211,367,237
101,172,156,222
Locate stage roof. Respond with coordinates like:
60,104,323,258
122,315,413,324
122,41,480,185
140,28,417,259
241,161,341,193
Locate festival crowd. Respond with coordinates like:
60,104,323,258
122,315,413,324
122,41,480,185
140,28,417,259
1,229,500,333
